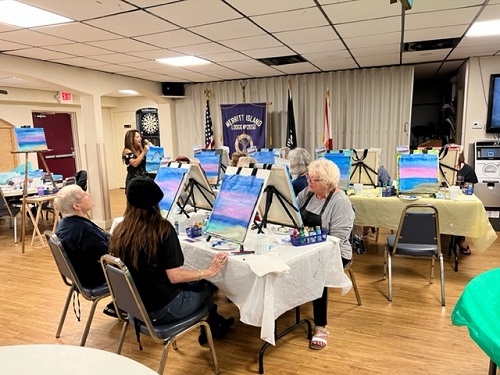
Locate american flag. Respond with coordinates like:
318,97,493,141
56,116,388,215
204,98,215,149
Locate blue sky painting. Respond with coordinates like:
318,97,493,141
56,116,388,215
15,128,48,151
155,167,187,215
322,151,352,190
195,151,221,183
206,173,264,243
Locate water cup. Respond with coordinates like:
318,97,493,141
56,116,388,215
37,186,45,196
254,235,269,255
354,183,363,196
449,185,460,200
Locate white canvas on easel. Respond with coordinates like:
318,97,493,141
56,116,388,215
205,166,271,244
182,162,216,211
250,163,302,228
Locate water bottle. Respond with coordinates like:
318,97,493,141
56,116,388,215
174,221,179,234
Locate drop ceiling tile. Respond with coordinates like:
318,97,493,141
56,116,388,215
410,0,484,13
243,46,295,59
476,3,500,21
93,64,137,73
458,35,500,47
404,25,468,43
302,49,352,62
251,7,328,33
149,0,242,27
5,48,74,60
356,53,400,67
336,17,401,39
136,29,208,49
34,23,120,43
202,51,250,63
220,59,271,69
50,57,109,67
313,58,358,71
405,7,481,30
90,53,145,64
0,40,30,51
275,26,339,45
170,42,233,55
226,0,316,17
220,35,283,51
127,0,178,7
121,60,172,70
21,0,137,20
322,0,400,24
204,70,252,80
350,44,400,58
0,30,72,47
238,66,285,77
190,18,263,41
85,11,177,37
402,49,451,63
291,39,346,54
88,38,156,53
127,49,182,60
344,32,400,49
274,62,320,75
45,43,113,56
449,45,500,59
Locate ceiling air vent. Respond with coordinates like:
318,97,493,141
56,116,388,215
403,38,461,52
257,55,307,66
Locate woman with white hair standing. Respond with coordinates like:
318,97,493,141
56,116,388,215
297,158,355,350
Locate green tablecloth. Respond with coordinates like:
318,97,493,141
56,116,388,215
451,268,500,365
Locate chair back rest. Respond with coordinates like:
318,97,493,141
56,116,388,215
393,204,441,254
45,231,84,289
100,254,154,328
75,170,88,192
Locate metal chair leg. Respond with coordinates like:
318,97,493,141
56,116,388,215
347,267,362,306
383,247,388,280
116,321,129,354
387,253,393,302
80,298,101,346
56,287,73,338
439,254,445,306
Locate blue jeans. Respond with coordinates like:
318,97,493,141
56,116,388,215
149,281,215,325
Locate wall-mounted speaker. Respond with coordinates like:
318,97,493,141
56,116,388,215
161,82,185,97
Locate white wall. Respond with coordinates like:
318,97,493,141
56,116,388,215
462,56,500,162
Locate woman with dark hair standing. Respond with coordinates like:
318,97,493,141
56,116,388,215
109,177,234,345
122,130,149,192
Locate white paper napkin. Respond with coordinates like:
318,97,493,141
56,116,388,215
246,253,290,277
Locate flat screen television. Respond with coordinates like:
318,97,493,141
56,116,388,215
486,74,500,133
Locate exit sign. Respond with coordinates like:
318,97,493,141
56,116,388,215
58,91,73,103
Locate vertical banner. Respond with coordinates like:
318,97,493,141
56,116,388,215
221,103,266,154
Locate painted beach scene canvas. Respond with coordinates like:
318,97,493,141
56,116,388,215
398,153,439,194
322,150,352,190
15,128,48,151
194,150,221,185
155,166,189,216
205,173,264,243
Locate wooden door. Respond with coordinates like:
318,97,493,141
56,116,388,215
32,112,76,179
0,119,18,171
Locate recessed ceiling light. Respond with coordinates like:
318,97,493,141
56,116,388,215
466,19,500,37
118,89,139,95
155,56,211,67
0,0,72,27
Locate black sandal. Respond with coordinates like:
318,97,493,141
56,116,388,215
458,243,471,255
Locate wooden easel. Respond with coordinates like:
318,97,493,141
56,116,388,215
11,149,56,253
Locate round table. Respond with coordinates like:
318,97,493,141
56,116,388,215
0,344,157,374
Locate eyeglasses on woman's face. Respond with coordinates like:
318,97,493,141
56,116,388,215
306,174,322,183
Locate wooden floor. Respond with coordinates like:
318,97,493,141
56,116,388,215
0,188,498,375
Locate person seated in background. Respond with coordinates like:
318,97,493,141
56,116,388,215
53,185,117,318
236,156,257,167
109,177,234,345
377,164,390,187
455,152,478,255
230,151,246,167
297,159,355,350
288,147,312,196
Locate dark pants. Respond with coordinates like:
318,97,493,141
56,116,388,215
312,257,351,327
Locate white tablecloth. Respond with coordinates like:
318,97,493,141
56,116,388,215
179,232,352,345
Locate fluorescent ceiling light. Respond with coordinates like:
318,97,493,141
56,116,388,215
155,56,211,67
118,89,139,95
0,0,73,28
466,19,500,37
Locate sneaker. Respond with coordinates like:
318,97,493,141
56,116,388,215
103,303,128,320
